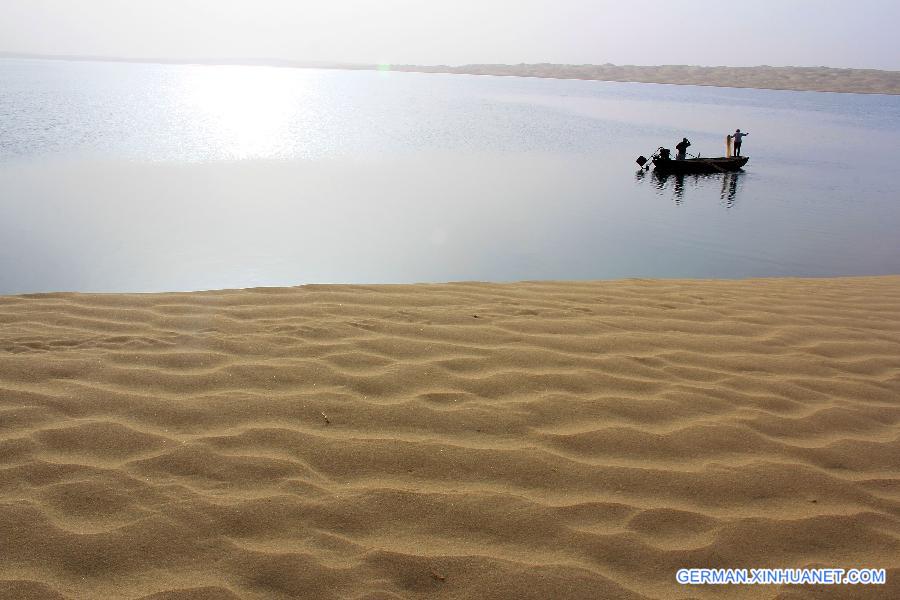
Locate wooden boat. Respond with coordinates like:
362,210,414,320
652,156,749,174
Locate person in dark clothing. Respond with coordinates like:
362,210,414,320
675,137,691,160
732,129,749,156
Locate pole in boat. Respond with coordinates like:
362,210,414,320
687,151,727,173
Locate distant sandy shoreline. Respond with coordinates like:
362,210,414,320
393,63,900,95
1,276,898,598
3,52,899,95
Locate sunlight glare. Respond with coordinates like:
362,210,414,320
181,66,306,160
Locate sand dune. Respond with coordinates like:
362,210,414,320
392,64,900,95
5,54,899,95
1,277,899,599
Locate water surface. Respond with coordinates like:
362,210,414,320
1,59,899,293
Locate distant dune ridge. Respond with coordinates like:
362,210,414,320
1,277,899,599
2,52,899,94
392,63,900,95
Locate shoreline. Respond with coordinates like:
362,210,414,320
3,52,899,95
4,273,900,298
391,63,900,95
2,275,899,598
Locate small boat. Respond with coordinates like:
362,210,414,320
652,156,749,174
636,147,749,174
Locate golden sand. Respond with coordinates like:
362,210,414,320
393,64,900,95
1,277,899,599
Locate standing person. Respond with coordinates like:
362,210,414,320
675,137,691,160
732,129,749,156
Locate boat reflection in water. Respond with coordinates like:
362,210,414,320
636,169,744,207
718,171,741,207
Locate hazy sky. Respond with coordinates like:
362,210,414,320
2,0,898,70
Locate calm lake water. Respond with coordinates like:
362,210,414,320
1,58,899,294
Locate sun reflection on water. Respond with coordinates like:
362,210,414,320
180,66,307,160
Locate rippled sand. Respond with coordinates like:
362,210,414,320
1,277,899,599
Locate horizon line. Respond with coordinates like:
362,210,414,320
1,51,898,73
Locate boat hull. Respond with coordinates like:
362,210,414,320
653,156,748,174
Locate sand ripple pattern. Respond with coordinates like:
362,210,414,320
1,278,899,599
